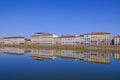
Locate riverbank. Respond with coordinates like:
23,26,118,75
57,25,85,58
3,44,86,50
2,44,120,52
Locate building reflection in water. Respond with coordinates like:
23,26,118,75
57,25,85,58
61,50,110,64
0,47,25,55
0,47,113,64
113,53,120,61
30,49,57,60
84,52,110,64
0,47,4,53
30,49,110,64
61,50,84,60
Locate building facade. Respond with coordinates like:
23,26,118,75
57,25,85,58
61,34,81,45
4,36,25,44
91,32,110,45
31,32,58,45
25,38,31,45
53,37,61,45
83,33,91,45
113,35,120,45
79,35,84,44
0,37,4,44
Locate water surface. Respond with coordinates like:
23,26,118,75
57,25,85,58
0,47,120,80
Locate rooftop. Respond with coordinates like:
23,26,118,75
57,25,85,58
31,32,55,37
61,34,78,38
114,35,120,38
4,36,25,39
34,32,53,35
91,32,110,35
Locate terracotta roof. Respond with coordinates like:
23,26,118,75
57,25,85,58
91,32,110,35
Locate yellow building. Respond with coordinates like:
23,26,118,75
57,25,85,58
91,32,110,45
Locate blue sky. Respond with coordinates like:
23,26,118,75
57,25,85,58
0,0,120,37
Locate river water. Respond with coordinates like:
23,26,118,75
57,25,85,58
0,47,120,80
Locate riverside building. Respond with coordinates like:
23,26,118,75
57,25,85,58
61,34,81,45
31,32,58,45
4,36,25,44
91,32,110,45
113,35,120,45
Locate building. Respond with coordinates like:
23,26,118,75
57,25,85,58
0,37,4,44
25,38,31,45
61,34,81,45
61,32,110,46
113,35,120,45
83,33,91,45
4,36,25,44
91,32,110,45
79,35,84,44
53,37,61,45
31,32,58,45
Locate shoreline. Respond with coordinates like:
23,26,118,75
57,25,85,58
1,44,120,52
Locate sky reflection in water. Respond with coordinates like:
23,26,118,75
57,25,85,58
0,47,120,80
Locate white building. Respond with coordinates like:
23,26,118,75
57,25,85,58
4,36,25,44
61,34,81,45
113,35,120,45
83,33,91,45
31,32,58,45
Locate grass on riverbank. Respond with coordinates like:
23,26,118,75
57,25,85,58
4,44,87,50
3,44,120,52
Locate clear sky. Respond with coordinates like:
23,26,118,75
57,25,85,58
0,0,120,37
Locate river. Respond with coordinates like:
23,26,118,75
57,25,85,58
0,47,120,80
